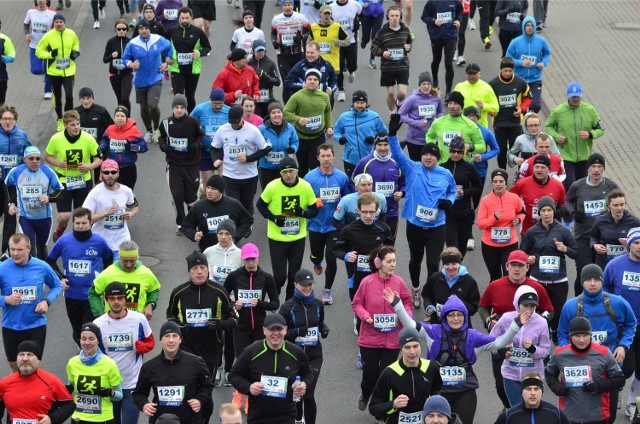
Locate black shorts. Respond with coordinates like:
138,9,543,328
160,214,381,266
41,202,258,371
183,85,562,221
199,153,214,171
56,181,92,213
189,0,216,21
380,70,410,87
3,325,47,362
135,82,162,104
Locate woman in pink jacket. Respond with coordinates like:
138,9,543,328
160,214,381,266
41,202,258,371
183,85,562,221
351,245,412,414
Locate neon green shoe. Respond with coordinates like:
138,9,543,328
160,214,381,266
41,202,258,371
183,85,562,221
56,119,64,131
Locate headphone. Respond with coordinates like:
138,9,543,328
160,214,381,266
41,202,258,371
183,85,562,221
374,256,382,269
386,6,403,20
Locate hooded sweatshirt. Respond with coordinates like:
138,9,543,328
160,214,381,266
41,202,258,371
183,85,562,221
421,265,480,325
100,118,148,167
505,16,551,83
202,243,242,284
398,89,445,145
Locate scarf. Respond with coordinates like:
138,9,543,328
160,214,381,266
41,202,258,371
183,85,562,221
373,150,391,162
293,288,316,307
80,349,103,366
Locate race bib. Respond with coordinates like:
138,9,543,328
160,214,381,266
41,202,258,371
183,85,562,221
509,347,534,367
21,185,43,198
68,259,91,275
206,215,230,234
584,199,606,217
319,187,340,203
531,205,539,221
32,21,49,33
81,127,97,139
388,48,404,61
228,145,246,161
563,365,591,388
305,115,322,131
281,218,300,235
260,375,288,398
13,419,37,424
373,313,397,332
439,366,466,386
437,12,452,23
436,303,444,318
238,289,261,307
186,308,212,327
295,326,319,346
169,137,188,152
106,331,133,352
356,254,369,272
521,54,536,64
112,59,125,70
13,286,37,303
491,227,511,244
418,104,436,119
606,244,626,257
337,19,350,30
399,412,422,423
66,175,86,190
416,205,437,223
110,139,127,153
539,256,559,273
259,89,270,102
281,34,295,46
441,132,462,147
157,386,184,406
506,12,521,23
375,181,395,197
177,52,193,65
591,331,607,344
318,42,331,54
211,264,234,283
499,94,517,108
164,9,178,20
0,154,18,167
76,394,102,414
622,271,640,290
55,58,70,69
104,213,124,230
266,151,285,164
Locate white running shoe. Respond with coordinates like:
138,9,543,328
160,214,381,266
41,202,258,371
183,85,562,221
93,21,100,29
467,238,475,251
456,55,466,66
337,90,346,102
99,8,105,19
453,50,458,61
348,72,355,83
144,131,154,144
468,19,476,30
44,92,52,100
625,403,636,418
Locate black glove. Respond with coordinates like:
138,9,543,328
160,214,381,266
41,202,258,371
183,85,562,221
438,199,452,211
293,206,308,218
314,0,322,9
555,384,570,396
95,388,114,398
286,146,295,154
583,380,601,393
159,143,168,152
273,216,287,227
574,211,585,223
320,326,330,339
388,114,402,136
338,137,347,145
50,48,58,58
65,384,74,394
399,140,407,150
70,51,80,61
364,136,374,145
272,41,281,50
207,318,221,330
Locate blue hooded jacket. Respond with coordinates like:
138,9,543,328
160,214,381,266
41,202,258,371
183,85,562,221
0,124,32,182
258,119,299,170
505,16,551,83
333,107,387,166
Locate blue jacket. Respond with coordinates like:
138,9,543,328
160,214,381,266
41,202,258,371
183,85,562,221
389,135,456,228
362,0,384,17
0,257,62,330
284,57,338,95
0,124,32,182
505,16,551,83
352,153,406,217
333,108,387,166
258,119,299,170
5,164,63,220
558,288,636,352
191,102,230,153
122,33,173,88
304,166,351,233
604,254,640,321
472,123,500,178
421,0,462,40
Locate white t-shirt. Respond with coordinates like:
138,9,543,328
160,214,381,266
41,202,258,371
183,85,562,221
231,27,265,60
24,7,56,48
203,244,242,285
211,122,267,180
331,0,362,43
301,0,333,25
94,310,152,389
82,183,137,251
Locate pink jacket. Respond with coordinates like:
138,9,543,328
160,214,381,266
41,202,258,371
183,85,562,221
352,272,413,349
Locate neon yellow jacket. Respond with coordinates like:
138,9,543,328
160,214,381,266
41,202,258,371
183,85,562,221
35,27,80,77
452,79,500,127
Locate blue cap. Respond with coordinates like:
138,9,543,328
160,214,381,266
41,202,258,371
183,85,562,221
567,82,583,98
210,88,225,101
24,146,41,157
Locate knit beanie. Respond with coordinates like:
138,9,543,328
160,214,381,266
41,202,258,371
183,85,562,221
536,196,556,215
206,175,225,192
568,316,592,336
418,71,433,85
446,91,465,107
17,340,42,360
186,250,208,271
533,154,551,168
216,219,236,237
423,395,451,419
627,227,640,247
421,143,441,160
398,327,420,348
171,94,188,109
587,153,605,169
160,321,182,338
581,263,603,284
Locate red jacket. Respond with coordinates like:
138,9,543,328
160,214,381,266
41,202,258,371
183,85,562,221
212,62,260,105
509,175,566,235
479,276,554,316
352,272,412,349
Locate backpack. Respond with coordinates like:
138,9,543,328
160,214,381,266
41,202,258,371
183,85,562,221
576,292,623,345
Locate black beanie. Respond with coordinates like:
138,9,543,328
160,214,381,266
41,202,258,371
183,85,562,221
533,154,551,168
186,250,208,271
491,168,509,181
581,263,603,284
445,91,465,107
78,87,94,99
160,321,182,338
80,323,102,341
568,316,592,336
352,90,368,104
537,196,556,215
217,219,236,237
206,175,225,193
421,143,441,160
419,71,433,85
587,152,605,169
17,340,42,360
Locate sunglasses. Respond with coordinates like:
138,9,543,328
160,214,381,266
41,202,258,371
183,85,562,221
102,170,118,175
26,156,42,161
116,27,128,31
107,295,125,301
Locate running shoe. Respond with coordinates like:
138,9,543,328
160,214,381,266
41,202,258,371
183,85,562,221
56,119,64,132
357,353,363,369
224,372,232,387
65,0,71,7
337,90,346,102
468,19,476,30
93,21,100,29
176,226,183,236
322,288,333,305
412,287,421,309
144,131,154,144
99,7,106,19
357,394,368,411
214,368,223,386
348,72,355,83
44,92,52,100
484,37,492,49
353,317,358,336
489,24,493,35
456,55,466,66
626,403,636,418
466,238,475,251
453,50,458,61
368,59,377,69
53,224,67,242
129,19,137,29
313,263,323,275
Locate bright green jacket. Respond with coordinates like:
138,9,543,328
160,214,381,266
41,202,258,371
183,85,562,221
452,79,500,128
35,27,80,77
426,114,486,163
545,101,604,163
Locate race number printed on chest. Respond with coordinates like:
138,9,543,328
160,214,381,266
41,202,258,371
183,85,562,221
112,59,125,70
584,199,606,217
281,34,295,46
21,185,43,198
437,12,452,23
373,313,397,332
68,259,91,276
212,264,234,283
266,151,285,164
13,286,37,304
388,48,404,61
169,137,188,152
606,244,626,257
104,213,124,230
106,332,133,352
157,386,184,406
441,132,461,147
509,347,534,367
399,412,422,423
55,58,70,69
259,89,270,102
295,326,319,346
591,331,607,344
539,256,559,273
281,218,301,235
375,182,394,197
418,105,436,119
520,55,536,64
260,375,288,398
305,115,322,131
622,272,640,290
110,139,127,153
499,94,517,108
439,366,466,386
177,53,193,65
206,215,229,234
12,419,37,424
228,145,246,161
319,187,340,203
0,154,17,167
238,289,261,307
563,365,591,387
318,42,331,54
506,12,521,23
491,227,511,243
186,308,212,327
66,175,86,191
356,254,369,272
76,394,102,414
416,205,437,223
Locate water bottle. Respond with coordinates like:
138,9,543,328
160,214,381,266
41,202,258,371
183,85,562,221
292,376,301,402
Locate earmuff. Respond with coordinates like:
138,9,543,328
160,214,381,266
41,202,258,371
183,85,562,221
374,256,382,269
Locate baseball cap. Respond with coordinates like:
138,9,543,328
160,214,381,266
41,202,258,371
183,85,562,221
241,243,260,260
567,82,583,98
105,281,127,297
518,292,539,306
507,250,528,264
465,63,481,74
295,269,314,285
264,313,287,329
228,105,243,125
319,4,332,14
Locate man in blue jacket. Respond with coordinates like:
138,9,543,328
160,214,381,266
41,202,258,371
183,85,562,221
505,16,551,113
333,90,387,178
122,20,173,144
284,41,337,106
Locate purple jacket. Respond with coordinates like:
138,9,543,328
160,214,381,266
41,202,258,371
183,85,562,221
351,152,406,217
362,0,384,17
398,89,444,145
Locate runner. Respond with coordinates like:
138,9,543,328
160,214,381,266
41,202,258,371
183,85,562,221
248,40,280,118
494,0,526,57
23,0,56,100
331,0,362,102
132,4,166,37
155,0,183,31
284,41,337,106
359,0,384,70
74,87,114,177
212,48,260,106
0,23,15,105
231,10,265,60
258,101,299,189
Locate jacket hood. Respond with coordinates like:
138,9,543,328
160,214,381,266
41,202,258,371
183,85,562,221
440,295,469,332
521,16,536,37
512,285,537,311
